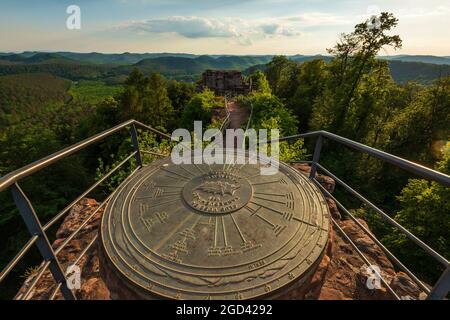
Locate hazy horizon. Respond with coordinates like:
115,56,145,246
1,51,450,57
1,0,450,56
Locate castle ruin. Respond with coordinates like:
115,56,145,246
199,70,251,95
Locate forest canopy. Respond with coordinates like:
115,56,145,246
0,12,448,297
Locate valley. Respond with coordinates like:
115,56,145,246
0,52,449,84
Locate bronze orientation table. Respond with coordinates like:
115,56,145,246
100,151,330,299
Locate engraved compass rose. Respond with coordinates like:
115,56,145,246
101,151,330,300
182,171,252,215
194,180,240,196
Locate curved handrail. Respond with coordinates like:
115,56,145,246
219,94,231,133
0,120,171,299
245,100,253,132
1,120,449,299
274,131,450,299
268,130,450,187
0,120,170,192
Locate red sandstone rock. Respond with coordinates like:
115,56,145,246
304,217,425,300
390,272,427,300
16,198,110,300
326,197,342,220
79,277,109,300
290,163,335,193
16,166,426,300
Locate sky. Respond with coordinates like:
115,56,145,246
0,0,449,55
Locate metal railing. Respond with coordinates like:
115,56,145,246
244,100,253,132
268,131,450,300
219,93,231,133
1,121,449,300
0,120,171,300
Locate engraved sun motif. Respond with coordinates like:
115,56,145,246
182,171,252,215
194,181,241,197
102,154,331,300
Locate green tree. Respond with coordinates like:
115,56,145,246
166,80,196,112
248,92,298,136
382,142,450,282
302,13,408,209
311,12,402,138
265,56,297,97
379,77,449,163
181,89,221,130
285,59,327,131
248,71,271,95
120,69,174,128
96,130,173,193
145,73,174,128
120,68,146,120
91,97,121,131
238,92,306,161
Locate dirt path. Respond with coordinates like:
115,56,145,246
224,100,249,149
227,100,249,130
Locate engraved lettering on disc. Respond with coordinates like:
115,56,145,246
101,150,330,300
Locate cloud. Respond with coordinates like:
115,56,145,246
119,15,304,44
260,23,302,36
125,16,241,38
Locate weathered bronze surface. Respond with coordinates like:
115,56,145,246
101,151,330,299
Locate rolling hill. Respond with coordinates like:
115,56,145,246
0,52,79,64
290,54,332,63
379,55,450,65
0,53,111,80
0,73,71,116
388,60,450,84
109,55,274,81
0,51,449,84
56,52,198,65
243,59,450,84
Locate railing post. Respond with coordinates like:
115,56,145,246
130,123,142,167
10,183,75,300
310,134,323,179
427,265,450,300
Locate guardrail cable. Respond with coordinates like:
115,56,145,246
1,120,449,299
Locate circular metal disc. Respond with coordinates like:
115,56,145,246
101,151,330,299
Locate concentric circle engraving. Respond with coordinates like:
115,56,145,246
182,171,252,214
100,151,330,300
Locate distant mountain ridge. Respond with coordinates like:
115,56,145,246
1,51,449,65
0,52,198,65
378,55,450,65
118,55,274,75
0,51,449,84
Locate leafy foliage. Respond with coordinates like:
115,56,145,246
247,71,271,95
95,130,173,193
0,70,186,298
381,143,450,282
166,80,196,111
245,92,298,136
68,80,123,104
0,74,70,122
238,91,307,161
0,11,449,297
120,69,175,129
181,88,223,130
255,12,449,284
